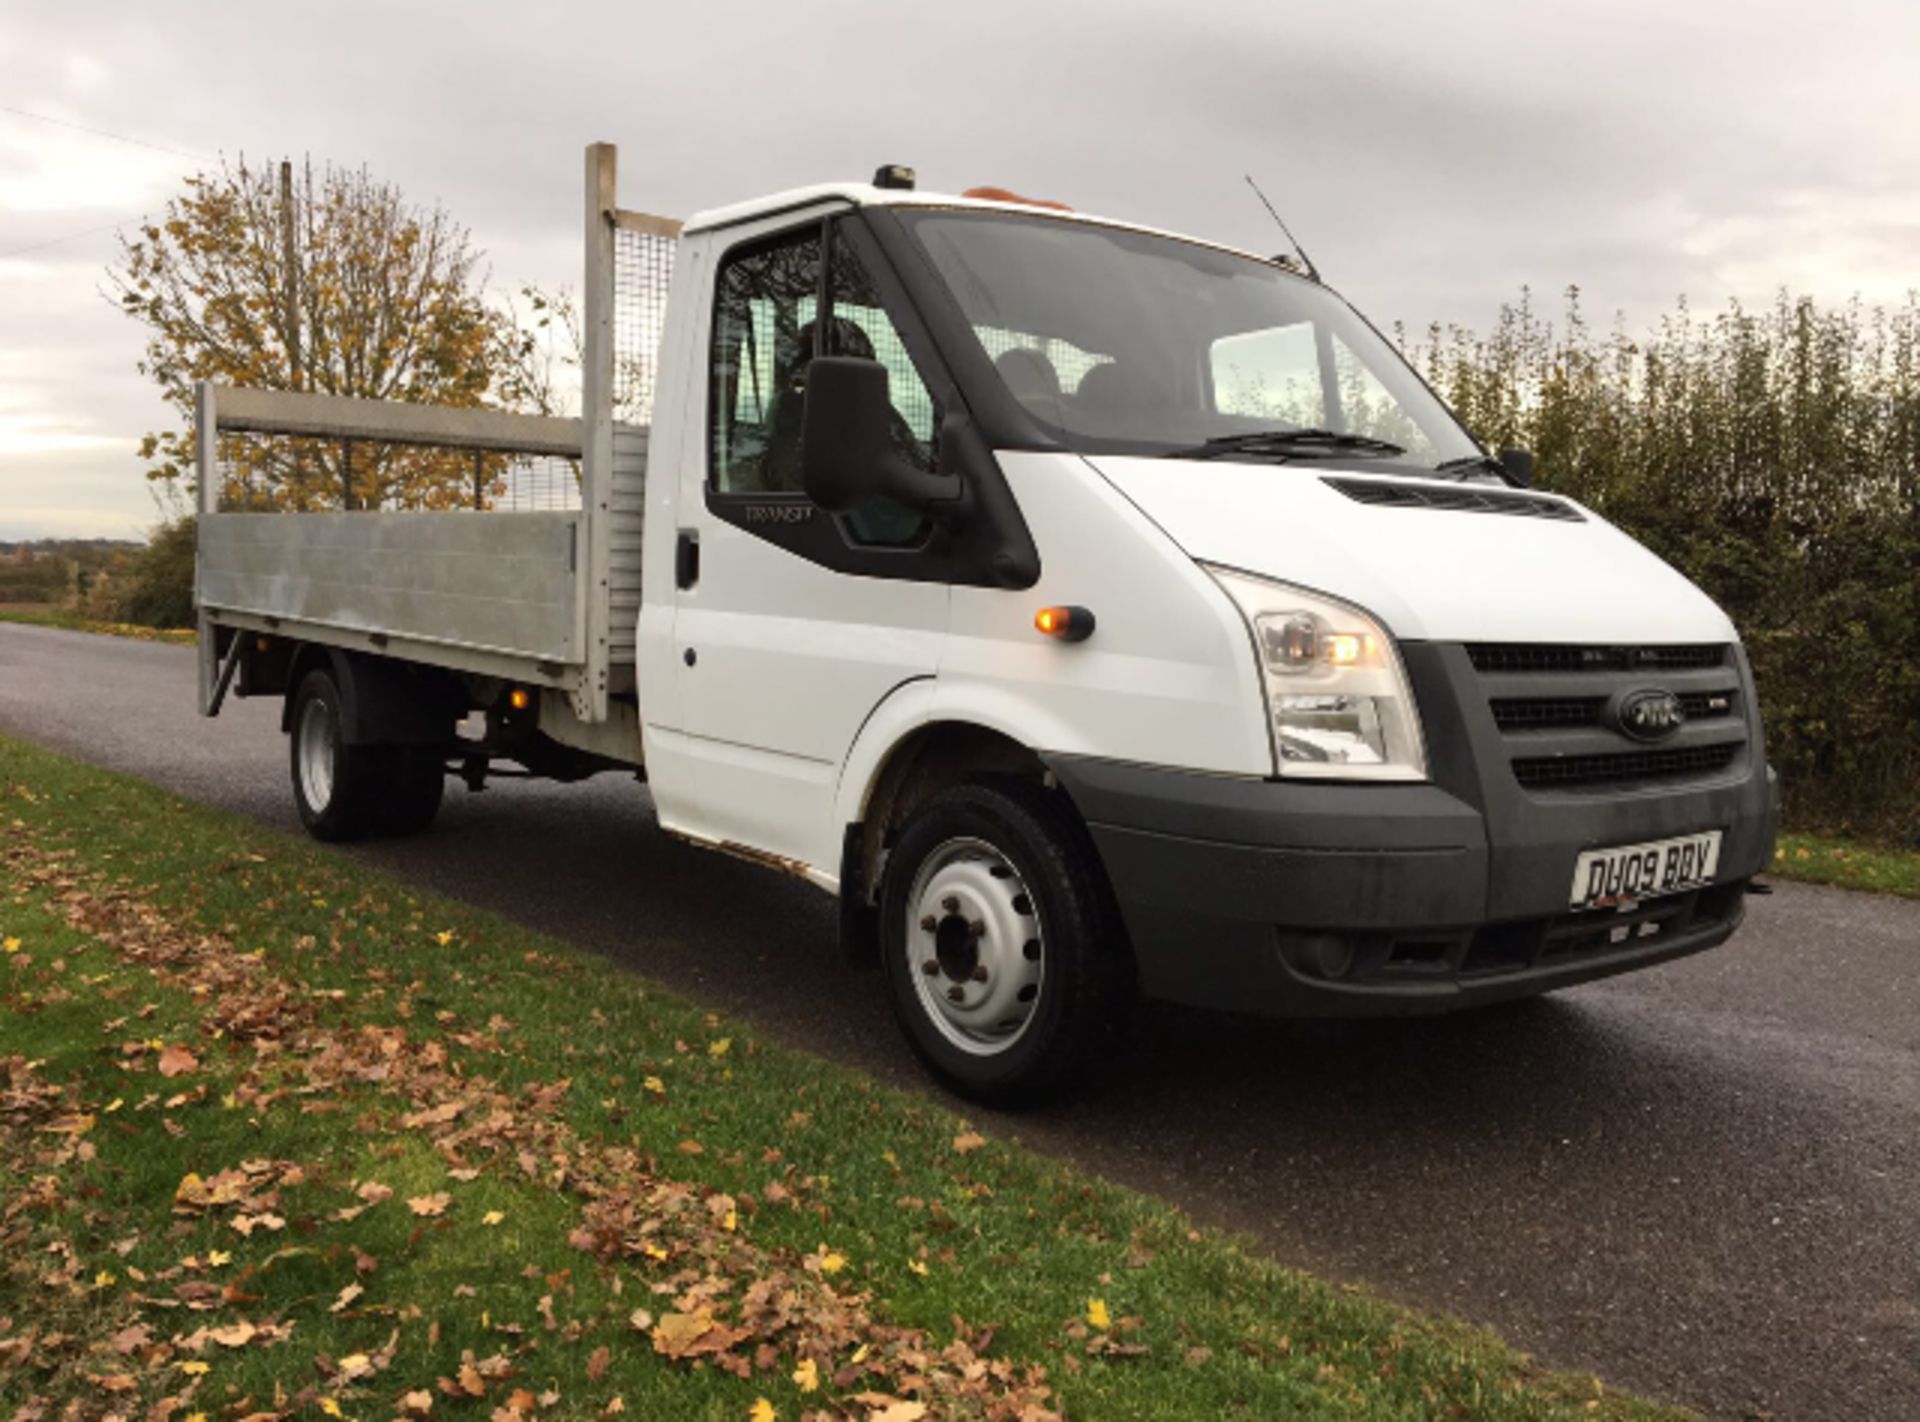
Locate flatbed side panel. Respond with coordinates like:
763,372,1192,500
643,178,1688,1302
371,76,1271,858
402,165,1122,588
199,510,582,663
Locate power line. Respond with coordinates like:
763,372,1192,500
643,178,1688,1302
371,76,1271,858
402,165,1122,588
0,107,216,261
0,104,214,163
0,217,136,262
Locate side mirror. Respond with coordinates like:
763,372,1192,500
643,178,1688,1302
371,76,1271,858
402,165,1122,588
801,357,956,513
1498,446,1535,488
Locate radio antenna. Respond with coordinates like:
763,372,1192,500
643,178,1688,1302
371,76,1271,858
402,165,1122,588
1244,174,1321,283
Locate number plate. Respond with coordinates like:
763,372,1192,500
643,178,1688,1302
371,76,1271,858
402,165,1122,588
1570,831,1722,910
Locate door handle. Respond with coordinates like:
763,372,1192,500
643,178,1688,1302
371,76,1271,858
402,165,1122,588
675,530,700,590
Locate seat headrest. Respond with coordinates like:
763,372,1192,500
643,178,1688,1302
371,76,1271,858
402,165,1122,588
995,346,1063,403
1075,361,1150,413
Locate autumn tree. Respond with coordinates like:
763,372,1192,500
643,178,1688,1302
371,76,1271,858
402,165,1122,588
112,156,538,511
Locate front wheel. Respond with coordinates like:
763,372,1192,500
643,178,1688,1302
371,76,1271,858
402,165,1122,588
878,780,1131,1105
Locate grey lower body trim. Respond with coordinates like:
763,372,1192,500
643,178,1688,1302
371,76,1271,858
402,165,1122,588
1046,753,1774,1019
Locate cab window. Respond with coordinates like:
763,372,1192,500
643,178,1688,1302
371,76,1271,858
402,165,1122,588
709,227,820,495
1332,334,1440,458
707,220,935,546
1210,322,1325,426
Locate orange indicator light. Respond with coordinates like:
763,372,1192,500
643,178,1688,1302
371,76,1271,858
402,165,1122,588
508,688,531,711
1034,606,1095,642
1325,633,1364,665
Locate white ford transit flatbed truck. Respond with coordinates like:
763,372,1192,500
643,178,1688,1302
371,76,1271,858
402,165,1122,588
195,145,1777,1102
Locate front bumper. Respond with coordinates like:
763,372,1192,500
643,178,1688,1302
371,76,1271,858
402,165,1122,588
1045,642,1778,1018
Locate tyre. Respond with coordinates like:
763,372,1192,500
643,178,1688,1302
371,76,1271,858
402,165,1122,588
288,668,386,842
878,780,1131,1105
377,746,445,836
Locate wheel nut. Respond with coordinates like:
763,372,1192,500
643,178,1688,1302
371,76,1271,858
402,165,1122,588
942,895,959,914
967,919,986,938
921,959,940,976
919,915,937,932
946,984,966,1003
971,965,989,983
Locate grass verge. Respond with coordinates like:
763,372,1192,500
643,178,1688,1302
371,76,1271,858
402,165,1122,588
0,607,195,644
1769,831,1920,900
0,732,1689,1422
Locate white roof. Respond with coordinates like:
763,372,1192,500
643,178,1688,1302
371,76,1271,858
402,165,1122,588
680,183,1273,267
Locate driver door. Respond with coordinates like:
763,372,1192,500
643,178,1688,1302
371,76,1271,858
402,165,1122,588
667,212,949,878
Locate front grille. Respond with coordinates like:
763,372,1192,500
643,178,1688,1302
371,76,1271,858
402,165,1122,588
1491,689,1737,733
1468,642,1729,674
1464,640,1747,792
1490,695,1606,731
1322,476,1584,522
1511,741,1741,790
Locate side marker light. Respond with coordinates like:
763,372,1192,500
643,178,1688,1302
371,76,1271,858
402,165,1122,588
1034,606,1095,643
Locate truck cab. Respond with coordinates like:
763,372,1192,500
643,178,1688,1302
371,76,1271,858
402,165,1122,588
199,157,1777,1104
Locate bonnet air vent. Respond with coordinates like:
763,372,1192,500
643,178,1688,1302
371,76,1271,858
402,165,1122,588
1322,476,1585,522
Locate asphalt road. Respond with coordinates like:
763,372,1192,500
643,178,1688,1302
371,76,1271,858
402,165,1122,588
2,621,1915,1421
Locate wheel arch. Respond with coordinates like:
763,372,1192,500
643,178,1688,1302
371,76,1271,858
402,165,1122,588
280,645,463,746
836,684,1102,916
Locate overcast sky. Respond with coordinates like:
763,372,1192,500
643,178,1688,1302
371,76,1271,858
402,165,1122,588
3,0,1915,539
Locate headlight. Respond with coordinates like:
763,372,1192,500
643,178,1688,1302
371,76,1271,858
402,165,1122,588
1204,566,1428,781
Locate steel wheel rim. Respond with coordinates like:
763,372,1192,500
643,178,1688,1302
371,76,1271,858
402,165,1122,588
905,836,1045,1057
296,695,336,812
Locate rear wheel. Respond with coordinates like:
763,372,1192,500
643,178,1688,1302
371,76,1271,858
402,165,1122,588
377,747,445,836
878,780,1131,1105
289,667,426,842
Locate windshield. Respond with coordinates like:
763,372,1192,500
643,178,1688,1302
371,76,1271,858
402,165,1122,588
902,209,1480,470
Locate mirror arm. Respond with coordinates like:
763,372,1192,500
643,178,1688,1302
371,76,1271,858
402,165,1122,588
877,455,965,514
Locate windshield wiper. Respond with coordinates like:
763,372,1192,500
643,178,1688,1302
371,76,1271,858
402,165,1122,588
1169,429,1407,461
1432,453,1506,482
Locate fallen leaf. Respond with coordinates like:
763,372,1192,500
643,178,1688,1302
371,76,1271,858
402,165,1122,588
587,1345,611,1381
651,1308,746,1360
792,1358,819,1393
330,1283,363,1313
1087,1298,1111,1331
709,1037,732,1058
399,1390,434,1416
209,1320,256,1347
483,1210,505,1226
409,1192,452,1217
401,1101,464,1129
157,1044,198,1078
952,1131,987,1155
747,1400,775,1422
